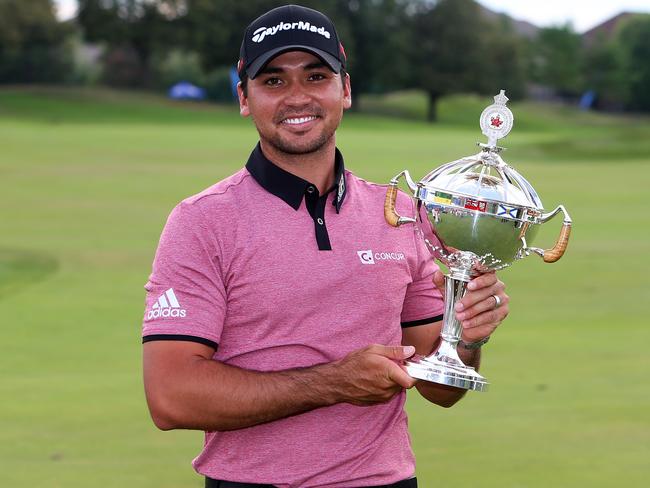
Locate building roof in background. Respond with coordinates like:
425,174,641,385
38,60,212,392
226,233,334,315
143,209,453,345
479,5,540,39
582,12,647,45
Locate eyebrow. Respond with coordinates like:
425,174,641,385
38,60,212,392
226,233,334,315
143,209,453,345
259,61,328,75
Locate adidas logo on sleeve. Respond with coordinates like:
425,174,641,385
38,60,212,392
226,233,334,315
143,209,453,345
146,288,187,320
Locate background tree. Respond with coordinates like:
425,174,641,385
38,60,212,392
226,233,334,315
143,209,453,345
528,25,584,97
67,0,649,115
581,34,625,110
481,14,527,101
617,15,650,111
77,0,179,86
408,0,494,121
178,0,286,71
325,0,412,108
0,0,73,83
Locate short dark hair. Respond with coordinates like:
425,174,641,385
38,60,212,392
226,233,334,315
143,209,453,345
239,68,348,98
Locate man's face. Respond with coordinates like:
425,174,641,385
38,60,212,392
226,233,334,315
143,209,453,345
238,51,352,156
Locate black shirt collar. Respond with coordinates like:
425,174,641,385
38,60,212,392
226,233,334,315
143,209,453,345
245,143,347,213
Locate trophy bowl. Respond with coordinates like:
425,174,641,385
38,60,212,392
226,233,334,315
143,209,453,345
385,91,572,391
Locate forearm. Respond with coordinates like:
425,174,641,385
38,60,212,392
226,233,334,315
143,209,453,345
146,355,340,431
145,341,416,432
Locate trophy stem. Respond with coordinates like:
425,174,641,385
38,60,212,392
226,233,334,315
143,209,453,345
404,272,488,392
440,274,468,346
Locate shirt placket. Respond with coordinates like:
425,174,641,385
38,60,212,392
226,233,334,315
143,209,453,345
304,185,332,251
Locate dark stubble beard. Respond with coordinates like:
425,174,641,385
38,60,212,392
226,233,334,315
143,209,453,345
265,127,334,155
256,106,340,155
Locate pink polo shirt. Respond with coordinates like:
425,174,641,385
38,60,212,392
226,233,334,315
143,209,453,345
143,145,444,487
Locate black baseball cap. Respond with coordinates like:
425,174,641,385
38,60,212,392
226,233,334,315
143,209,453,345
238,4,346,80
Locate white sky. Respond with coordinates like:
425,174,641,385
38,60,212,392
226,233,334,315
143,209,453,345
478,0,650,32
54,0,650,33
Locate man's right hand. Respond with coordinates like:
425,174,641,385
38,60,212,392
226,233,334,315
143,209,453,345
330,344,418,406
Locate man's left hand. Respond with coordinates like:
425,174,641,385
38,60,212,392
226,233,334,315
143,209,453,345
433,270,509,343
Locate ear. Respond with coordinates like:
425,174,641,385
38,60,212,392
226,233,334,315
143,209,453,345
237,82,250,117
342,72,352,110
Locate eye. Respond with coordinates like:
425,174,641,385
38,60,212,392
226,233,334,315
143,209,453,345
264,77,282,87
308,72,327,81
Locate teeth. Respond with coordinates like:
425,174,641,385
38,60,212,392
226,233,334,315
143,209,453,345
283,116,316,125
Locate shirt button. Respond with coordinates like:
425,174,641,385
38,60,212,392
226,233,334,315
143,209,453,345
307,186,315,194
317,218,324,225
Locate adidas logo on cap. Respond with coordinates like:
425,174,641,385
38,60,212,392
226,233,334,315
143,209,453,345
146,288,187,320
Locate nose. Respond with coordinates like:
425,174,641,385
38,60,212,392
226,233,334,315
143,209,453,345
284,80,311,106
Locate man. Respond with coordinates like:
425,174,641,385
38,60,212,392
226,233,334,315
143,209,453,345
142,5,509,488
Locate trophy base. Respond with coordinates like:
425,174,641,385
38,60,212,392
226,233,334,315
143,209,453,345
405,354,489,392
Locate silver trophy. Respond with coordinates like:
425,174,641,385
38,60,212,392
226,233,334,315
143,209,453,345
385,90,572,392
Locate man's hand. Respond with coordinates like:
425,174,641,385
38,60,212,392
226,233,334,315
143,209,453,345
332,344,417,406
433,270,509,343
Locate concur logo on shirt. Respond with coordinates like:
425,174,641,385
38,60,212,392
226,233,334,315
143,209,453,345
357,250,405,265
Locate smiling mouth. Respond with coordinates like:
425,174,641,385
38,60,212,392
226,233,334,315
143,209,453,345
281,116,319,125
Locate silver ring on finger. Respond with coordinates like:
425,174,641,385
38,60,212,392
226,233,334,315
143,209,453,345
491,294,501,310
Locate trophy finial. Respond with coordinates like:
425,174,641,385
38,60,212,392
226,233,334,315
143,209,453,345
480,89,514,149
494,90,509,106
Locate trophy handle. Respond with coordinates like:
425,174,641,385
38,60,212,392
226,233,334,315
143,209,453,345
384,171,418,227
524,205,572,263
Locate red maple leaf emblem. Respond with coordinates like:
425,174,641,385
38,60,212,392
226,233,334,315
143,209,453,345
491,115,503,128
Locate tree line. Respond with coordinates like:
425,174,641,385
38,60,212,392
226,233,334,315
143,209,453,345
2,0,649,118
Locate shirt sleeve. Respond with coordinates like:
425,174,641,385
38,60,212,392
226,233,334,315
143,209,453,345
400,203,445,328
142,201,226,348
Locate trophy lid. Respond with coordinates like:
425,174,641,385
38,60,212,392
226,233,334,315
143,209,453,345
419,90,544,215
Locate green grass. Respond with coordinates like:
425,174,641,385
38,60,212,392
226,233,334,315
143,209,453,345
1,86,649,487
